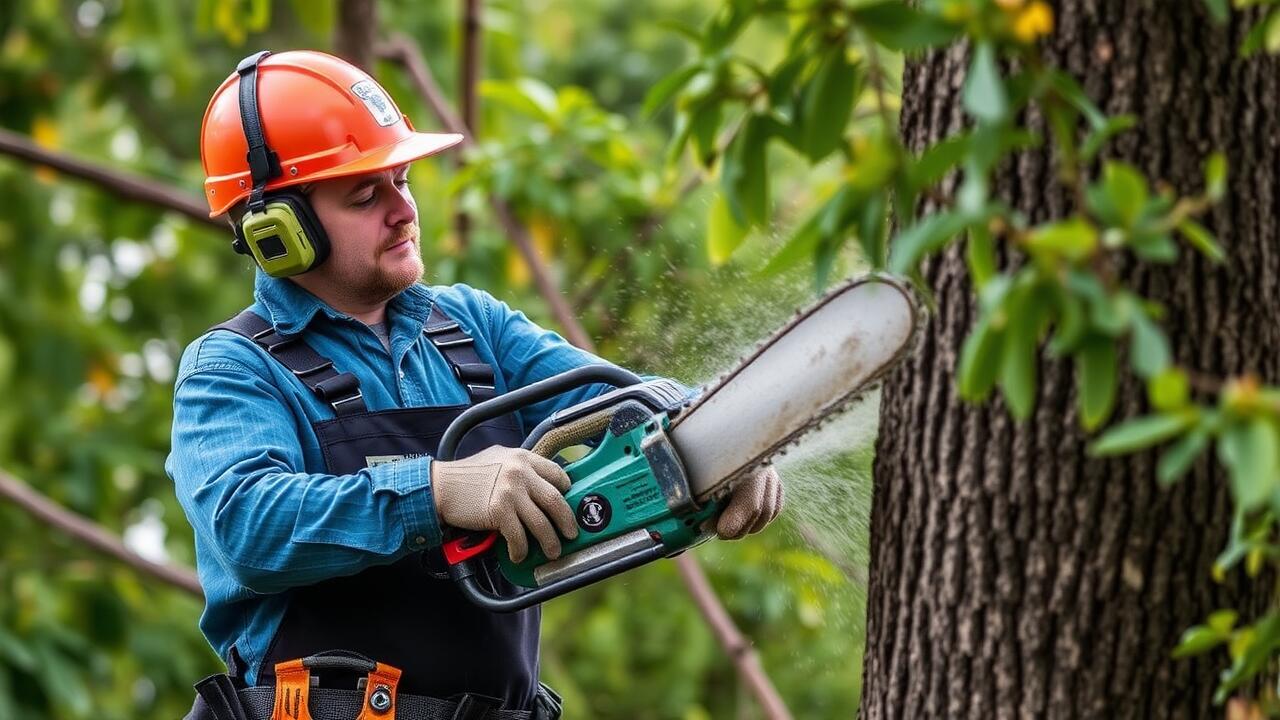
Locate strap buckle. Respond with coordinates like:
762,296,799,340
448,692,503,720
533,681,563,720
330,391,365,413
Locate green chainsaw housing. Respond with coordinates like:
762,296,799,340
497,411,721,588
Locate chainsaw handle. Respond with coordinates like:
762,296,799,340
447,536,671,613
438,364,643,567
436,364,643,462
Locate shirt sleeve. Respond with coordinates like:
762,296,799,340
166,358,441,595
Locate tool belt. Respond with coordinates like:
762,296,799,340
185,652,562,720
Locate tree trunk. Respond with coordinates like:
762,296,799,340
862,2,1280,718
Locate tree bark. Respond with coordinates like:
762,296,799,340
862,2,1280,718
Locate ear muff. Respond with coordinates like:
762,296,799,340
232,189,331,278
232,50,331,278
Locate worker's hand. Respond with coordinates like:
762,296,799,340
704,465,784,540
431,446,580,562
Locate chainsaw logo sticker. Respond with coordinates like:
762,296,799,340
577,494,612,532
350,80,398,127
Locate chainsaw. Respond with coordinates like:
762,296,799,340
436,273,919,612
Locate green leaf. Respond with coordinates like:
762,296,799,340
1080,114,1136,162
958,314,1005,401
1177,219,1225,263
0,625,37,672
1130,235,1179,263
480,79,558,121
707,193,748,265
1158,424,1210,485
721,114,771,227
999,283,1042,420
690,102,723,167
1219,418,1280,511
966,224,997,289
1148,367,1191,411
643,64,703,117
1048,70,1107,129
887,211,969,275
1172,625,1226,658
665,110,693,165
1025,217,1098,262
1202,0,1229,25
762,196,828,274
1090,412,1195,456
963,43,1008,125
1077,337,1118,430
859,192,888,269
1102,162,1149,228
850,1,961,52
1241,9,1280,56
1048,288,1086,356
1129,311,1171,378
909,133,971,190
800,48,860,162
1204,151,1228,201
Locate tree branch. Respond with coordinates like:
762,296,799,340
380,34,792,719
675,555,794,720
454,0,483,251
333,0,379,73
0,126,219,229
0,467,203,597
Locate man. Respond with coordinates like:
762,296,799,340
169,50,783,719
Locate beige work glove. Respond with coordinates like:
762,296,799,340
703,465,784,540
431,446,580,562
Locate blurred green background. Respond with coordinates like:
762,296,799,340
0,1,882,717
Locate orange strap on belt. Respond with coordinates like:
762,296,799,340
270,659,313,720
356,662,402,719
269,657,403,720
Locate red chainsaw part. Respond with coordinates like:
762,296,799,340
443,531,497,565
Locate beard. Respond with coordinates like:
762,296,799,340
315,223,424,307
363,223,424,300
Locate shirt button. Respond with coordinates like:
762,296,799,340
414,536,426,546
400,370,406,379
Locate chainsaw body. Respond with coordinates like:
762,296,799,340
437,366,720,612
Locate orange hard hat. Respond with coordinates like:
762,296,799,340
200,50,463,217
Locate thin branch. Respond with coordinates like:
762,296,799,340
333,0,379,73
454,0,484,251
0,468,203,597
381,34,792,719
675,555,794,720
0,126,219,229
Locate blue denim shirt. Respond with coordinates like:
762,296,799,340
166,270,623,684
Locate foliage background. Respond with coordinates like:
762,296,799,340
0,1,880,718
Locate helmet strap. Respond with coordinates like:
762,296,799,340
236,50,281,213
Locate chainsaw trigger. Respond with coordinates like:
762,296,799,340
443,531,497,565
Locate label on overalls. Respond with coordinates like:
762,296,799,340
365,452,429,467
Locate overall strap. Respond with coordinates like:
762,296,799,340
213,311,369,417
422,304,498,403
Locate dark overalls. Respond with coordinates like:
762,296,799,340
185,305,561,720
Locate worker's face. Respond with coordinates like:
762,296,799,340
303,164,422,304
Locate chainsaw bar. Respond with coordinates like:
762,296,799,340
668,274,920,503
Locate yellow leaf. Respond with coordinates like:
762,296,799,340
1013,1,1054,43
504,245,529,288
87,364,115,396
32,116,59,184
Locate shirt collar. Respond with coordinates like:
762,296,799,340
253,268,437,336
